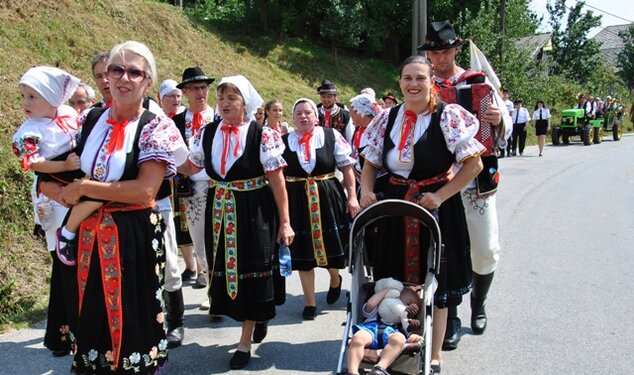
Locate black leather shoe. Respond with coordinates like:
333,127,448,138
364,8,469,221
442,317,461,351
252,321,268,343
302,306,317,320
326,275,342,304
166,326,184,348
431,363,441,374
229,350,251,369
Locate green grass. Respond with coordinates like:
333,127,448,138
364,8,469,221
0,0,399,332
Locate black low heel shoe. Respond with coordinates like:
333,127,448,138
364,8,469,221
326,275,342,304
252,321,268,343
229,350,251,369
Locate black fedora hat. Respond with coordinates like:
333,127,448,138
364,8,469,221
317,79,337,94
177,67,215,89
418,21,464,51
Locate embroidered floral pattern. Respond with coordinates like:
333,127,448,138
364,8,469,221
260,126,287,172
210,177,267,299
138,115,188,178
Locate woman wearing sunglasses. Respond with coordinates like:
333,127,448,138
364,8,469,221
42,41,187,374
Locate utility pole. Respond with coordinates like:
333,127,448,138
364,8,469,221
412,0,427,55
498,0,506,63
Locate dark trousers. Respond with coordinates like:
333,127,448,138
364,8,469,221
512,122,527,154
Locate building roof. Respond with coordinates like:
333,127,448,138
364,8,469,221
592,24,632,66
514,32,552,59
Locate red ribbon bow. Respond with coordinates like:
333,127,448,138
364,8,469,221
324,110,331,127
191,112,203,133
298,132,313,162
398,110,418,151
105,118,130,154
220,124,241,175
353,126,365,151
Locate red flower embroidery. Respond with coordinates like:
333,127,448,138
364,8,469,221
311,203,318,212
313,230,321,239
226,223,235,235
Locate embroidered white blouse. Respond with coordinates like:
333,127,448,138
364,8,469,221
286,126,355,175
189,120,287,179
183,107,215,181
12,105,80,167
79,109,188,182
362,104,485,179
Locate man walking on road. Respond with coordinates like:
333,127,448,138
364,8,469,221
420,21,511,351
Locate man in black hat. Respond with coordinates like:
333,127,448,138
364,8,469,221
171,67,217,322
317,79,354,141
382,92,398,109
419,21,512,351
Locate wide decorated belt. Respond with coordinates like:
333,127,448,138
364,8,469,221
77,201,155,369
285,172,336,267
389,169,453,283
209,176,266,299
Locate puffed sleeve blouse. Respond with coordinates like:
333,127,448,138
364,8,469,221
362,104,484,179
188,120,287,178
79,109,188,182
286,126,355,174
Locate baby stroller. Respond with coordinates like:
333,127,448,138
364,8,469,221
336,199,442,375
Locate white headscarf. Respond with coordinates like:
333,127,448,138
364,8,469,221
349,93,380,118
291,97,319,118
159,79,180,101
19,66,80,107
218,75,263,122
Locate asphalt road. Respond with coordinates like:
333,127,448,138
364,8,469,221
1,134,633,374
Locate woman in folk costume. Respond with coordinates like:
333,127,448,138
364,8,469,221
45,41,188,374
359,55,484,373
12,66,81,357
282,98,360,321
178,75,294,370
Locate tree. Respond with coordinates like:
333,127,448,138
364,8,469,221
546,0,602,83
319,0,365,62
617,25,634,92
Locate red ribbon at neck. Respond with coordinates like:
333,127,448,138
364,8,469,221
192,112,203,133
353,126,365,151
298,132,313,162
167,111,177,119
53,115,78,134
105,118,130,154
398,110,418,151
104,101,113,109
220,124,241,175
324,110,331,127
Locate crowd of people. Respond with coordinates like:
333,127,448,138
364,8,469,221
13,20,517,375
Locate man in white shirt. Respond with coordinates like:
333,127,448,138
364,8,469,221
510,100,530,156
500,90,514,158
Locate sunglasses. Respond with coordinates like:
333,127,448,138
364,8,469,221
107,64,147,81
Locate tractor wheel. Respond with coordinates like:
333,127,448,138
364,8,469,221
562,134,569,144
582,126,592,145
593,126,603,144
552,128,560,145
613,125,622,141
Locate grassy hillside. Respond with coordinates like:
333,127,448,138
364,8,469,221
0,0,399,330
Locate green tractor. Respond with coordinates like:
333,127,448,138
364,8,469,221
601,107,624,141
552,108,603,146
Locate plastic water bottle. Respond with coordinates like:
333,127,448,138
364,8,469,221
278,241,292,277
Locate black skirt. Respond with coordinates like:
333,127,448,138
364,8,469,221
71,208,167,374
535,120,548,136
44,251,78,353
286,177,349,271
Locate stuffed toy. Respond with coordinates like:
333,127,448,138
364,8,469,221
374,277,421,332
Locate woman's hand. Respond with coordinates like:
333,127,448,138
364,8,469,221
346,196,361,218
277,222,295,247
416,191,443,210
359,190,377,208
40,181,68,207
61,179,83,206
64,152,80,171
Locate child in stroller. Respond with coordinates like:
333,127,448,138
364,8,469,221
347,277,423,375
